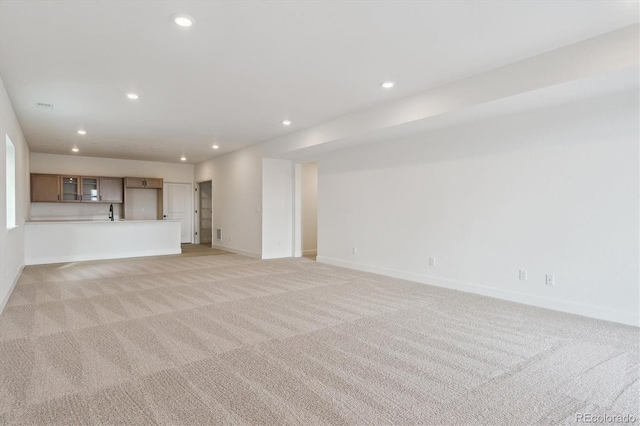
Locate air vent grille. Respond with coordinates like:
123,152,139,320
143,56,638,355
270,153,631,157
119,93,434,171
36,102,53,109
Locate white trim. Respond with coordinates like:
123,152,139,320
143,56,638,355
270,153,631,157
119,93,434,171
163,182,194,244
302,249,317,256
212,244,262,259
194,182,201,245
316,256,639,327
0,265,24,314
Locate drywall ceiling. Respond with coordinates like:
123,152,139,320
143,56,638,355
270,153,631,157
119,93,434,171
0,1,638,163
289,65,640,161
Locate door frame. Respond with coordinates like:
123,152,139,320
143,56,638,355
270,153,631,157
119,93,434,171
163,182,194,244
194,180,213,246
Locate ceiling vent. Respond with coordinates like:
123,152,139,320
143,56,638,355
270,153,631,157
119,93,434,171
36,102,53,109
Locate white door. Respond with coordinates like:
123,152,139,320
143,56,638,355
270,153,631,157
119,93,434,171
163,183,192,243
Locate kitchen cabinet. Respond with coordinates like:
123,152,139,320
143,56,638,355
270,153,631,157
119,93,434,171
144,178,163,189
99,177,123,203
61,176,81,202
81,177,100,202
31,174,125,203
125,177,163,189
31,174,61,202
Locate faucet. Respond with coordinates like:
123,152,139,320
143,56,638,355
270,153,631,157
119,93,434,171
109,204,114,221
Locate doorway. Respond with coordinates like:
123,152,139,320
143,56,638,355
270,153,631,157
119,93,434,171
163,182,193,244
199,181,213,245
294,162,318,259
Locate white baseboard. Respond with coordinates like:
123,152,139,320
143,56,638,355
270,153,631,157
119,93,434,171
0,265,24,314
302,249,317,256
316,256,638,327
212,243,262,259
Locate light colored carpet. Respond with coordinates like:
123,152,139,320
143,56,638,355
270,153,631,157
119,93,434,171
0,253,637,425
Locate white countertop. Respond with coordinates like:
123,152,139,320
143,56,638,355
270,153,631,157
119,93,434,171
26,219,176,224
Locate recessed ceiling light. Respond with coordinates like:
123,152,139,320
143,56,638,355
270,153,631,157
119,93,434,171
212,144,219,149
172,14,194,27
126,93,139,100
77,130,86,135
381,81,395,89
180,156,187,161
72,148,79,152
282,120,292,126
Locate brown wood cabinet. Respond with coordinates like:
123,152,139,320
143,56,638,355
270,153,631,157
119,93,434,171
31,173,125,203
80,177,100,202
99,177,123,203
144,178,163,189
125,177,163,189
124,177,145,188
60,176,81,202
31,174,61,202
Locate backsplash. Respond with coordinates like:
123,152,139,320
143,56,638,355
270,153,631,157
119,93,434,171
30,202,123,221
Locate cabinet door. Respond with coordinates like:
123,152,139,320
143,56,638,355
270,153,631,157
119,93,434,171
61,176,81,202
99,177,123,203
144,178,163,189
31,174,60,202
125,177,146,188
80,177,100,202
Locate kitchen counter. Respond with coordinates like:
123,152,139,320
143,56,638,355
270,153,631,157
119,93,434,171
25,220,181,265
26,219,173,224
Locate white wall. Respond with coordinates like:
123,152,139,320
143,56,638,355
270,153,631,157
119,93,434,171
30,153,194,220
195,147,264,258
301,162,318,255
317,91,639,326
31,153,195,182
262,158,293,259
0,75,30,312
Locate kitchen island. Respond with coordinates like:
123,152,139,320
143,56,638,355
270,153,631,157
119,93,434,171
25,220,181,265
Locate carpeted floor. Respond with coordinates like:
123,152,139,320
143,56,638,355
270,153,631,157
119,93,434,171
0,253,638,425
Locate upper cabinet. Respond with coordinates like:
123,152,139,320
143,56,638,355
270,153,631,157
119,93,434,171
99,177,123,203
124,177,145,188
81,177,100,202
31,174,61,202
125,177,163,189
61,176,81,202
144,178,163,189
31,174,125,203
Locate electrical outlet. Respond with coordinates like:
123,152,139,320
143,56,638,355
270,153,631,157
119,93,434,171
352,247,357,255
429,257,436,266
519,269,527,280
229,236,233,242
545,274,554,286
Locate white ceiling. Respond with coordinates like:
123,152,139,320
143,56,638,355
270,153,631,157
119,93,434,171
290,65,640,161
0,0,638,164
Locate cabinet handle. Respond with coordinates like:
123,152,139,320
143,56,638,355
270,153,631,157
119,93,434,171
100,195,102,201
57,194,60,201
